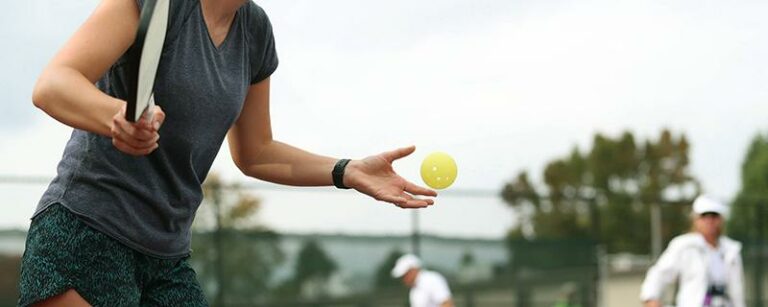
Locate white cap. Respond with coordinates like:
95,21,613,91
391,254,421,278
693,195,728,217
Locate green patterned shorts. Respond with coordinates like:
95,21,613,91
18,204,208,307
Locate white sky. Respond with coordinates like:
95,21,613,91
1,0,766,238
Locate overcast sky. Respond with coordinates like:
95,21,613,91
1,0,766,238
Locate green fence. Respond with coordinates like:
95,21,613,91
733,202,768,307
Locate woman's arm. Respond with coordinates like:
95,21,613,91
640,241,682,305
729,252,746,307
227,78,437,208
32,0,164,155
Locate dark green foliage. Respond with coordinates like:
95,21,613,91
294,240,338,285
192,174,284,305
373,248,404,289
502,130,698,254
274,239,338,300
729,134,768,240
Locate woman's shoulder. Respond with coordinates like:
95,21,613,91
720,236,742,251
137,0,195,12
243,1,269,22
240,2,275,44
136,0,198,32
667,233,705,250
170,0,199,19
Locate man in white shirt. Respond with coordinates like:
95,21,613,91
391,254,455,307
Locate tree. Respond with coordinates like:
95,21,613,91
191,173,284,306
502,130,700,254
373,248,404,289
729,134,768,239
294,240,338,285
276,239,339,300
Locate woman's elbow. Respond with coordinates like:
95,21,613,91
234,161,249,176
232,156,254,177
31,73,53,111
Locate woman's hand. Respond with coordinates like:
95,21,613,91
345,146,438,208
111,105,165,156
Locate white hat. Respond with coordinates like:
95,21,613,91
693,195,728,217
391,254,421,278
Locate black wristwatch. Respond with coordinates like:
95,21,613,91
332,159,352,189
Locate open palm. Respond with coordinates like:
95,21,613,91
346,146,437,208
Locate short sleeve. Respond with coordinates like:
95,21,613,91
246,3,279,84
428,273,452,303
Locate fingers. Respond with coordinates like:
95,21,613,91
404,181,438,197
112,138,158,156
382,145,416,163
114,117,157,143
379,191,434,209
378,194,407,206
111,106,161,156
396,194,434,208
136,105,166,131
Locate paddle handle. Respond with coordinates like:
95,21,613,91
141,93,156,123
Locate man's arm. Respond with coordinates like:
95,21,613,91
643,300,662,307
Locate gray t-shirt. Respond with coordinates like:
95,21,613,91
34,0,278,258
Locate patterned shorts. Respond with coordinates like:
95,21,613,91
17,204,208,307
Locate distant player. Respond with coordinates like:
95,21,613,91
640,195,745,307
391,254,454,307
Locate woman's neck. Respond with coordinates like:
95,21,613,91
201,0,244,25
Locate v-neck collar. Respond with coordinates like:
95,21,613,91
198,1,239,51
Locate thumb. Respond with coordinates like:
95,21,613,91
383,145,416,163
150,105,166,130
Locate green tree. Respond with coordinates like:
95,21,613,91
373,248,404,289
460,250,476,267
502,130,699,254
191,173,284,306
276,239,339,299
729,134,768,239
294,240,338,285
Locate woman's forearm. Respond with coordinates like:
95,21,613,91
33,66,122,136
238,140,339,186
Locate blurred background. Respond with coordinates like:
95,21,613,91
2,0,768,306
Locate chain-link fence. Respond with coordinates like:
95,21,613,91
733,201,768,307
1,178,766,306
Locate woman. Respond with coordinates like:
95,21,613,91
19,0,437,305
640,195,745,307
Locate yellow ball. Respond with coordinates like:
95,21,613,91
420,152,457,190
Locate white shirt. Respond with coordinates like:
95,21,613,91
706,244,728,286
640,233,745,307
410,270,452,307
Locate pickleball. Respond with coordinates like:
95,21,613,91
420,152,457,189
